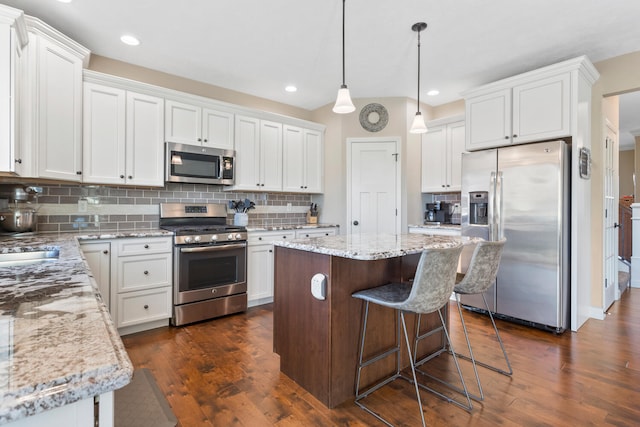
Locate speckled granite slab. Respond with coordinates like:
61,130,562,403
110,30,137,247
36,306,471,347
246,223,339,232
273,233,481,260
408,224,462,230
0,231,157,424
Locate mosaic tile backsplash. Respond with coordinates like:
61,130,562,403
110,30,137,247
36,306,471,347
4,183,313,233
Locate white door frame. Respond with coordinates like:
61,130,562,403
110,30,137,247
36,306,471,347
346,137,402,235
603,119,619,309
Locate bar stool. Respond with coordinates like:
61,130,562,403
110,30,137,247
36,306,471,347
452,238,512,401
352,244,470,427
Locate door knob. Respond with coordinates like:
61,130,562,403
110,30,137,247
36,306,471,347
614,223,620,228
353,220,359,226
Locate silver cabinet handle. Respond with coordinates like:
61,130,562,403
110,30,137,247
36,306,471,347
180,243,247,253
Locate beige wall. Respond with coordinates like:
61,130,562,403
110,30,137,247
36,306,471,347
591,51,640,307
619,149,634,198
88,55,313,121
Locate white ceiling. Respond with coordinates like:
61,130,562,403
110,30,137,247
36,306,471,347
4,0,640,115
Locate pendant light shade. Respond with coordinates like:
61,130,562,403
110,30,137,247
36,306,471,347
409,22,428,134
333,0,355,114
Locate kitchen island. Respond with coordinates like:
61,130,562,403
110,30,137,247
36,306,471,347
0,230,169,426
273,233,477,408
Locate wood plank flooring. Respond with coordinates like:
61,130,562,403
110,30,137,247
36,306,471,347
122,288,640,426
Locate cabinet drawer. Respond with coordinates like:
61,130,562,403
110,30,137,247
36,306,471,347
116,237,172,256
116,287,172,328
248,231,295,245
295,228,337,239
117,253,172,292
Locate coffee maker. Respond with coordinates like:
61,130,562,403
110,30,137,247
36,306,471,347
425,202,453,224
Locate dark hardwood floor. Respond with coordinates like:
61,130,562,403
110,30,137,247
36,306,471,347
122,288,640,426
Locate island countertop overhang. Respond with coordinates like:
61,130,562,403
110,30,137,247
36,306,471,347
272,233,480,260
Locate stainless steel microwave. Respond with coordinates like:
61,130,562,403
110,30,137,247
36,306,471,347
165,142,235,185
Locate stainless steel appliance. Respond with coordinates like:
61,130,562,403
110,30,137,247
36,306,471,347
460,140,570,332
165,142,235,185
160,202,247,326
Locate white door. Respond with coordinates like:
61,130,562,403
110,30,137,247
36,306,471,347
348,138,400,235
603,123,619,310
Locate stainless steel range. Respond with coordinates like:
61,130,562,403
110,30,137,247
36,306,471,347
160,202,247,326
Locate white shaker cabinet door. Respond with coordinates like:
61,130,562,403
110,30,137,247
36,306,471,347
282,125,304,192
234,115,261,190
37,37,83,181
448,120,466,192
259,120,283,192
421,125,447,193
125,91,164,186
303,129,323,193
165,99,201,145
83,82,126,184
202,107,234,150
465,88,511,151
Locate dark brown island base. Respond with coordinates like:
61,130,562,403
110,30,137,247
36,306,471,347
273,233,478,408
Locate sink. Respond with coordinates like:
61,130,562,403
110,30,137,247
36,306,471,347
0,249,60,267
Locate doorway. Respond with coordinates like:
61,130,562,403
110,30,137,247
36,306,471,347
346,137,401,235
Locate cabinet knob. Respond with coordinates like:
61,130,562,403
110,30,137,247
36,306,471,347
144,270,149,275
197,138,202,142
102,250,108,254
120,175,125,179
446,184,450,187
269,249,273,253
513,134,518,138
261,183,265,187
14,158,21,164
283,235,287,239
305,234,309,237
353,220,359,226
128,175,133,179
300,186,304,189
144,244,149,249
325,233,329,236
504,136,509,139
76,171,82,175
144,304,149,309
441,184,445,187
258,237,262,240
204,139,208,143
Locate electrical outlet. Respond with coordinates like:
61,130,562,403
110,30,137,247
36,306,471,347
452,203,461,214
78,199,88,213
286,203,292,212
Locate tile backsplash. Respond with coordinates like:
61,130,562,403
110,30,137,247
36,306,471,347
432,192,461,224
9,183,313,233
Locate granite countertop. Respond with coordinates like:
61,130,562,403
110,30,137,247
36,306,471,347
408,223,462,230
0,229,171,424
273,233,480,260
246,223,340,232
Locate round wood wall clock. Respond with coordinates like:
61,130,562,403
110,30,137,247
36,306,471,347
359,103,389,132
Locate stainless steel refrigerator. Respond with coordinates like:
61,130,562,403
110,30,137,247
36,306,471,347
460,140,570,332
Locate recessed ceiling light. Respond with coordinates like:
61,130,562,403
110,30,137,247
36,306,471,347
57,0,72,3
120,35,140,46
285,85,297,93
427,89,440,96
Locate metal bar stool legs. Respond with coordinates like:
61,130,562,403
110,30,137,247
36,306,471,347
455,293,513,380
355,302,426,427
412,312,474,411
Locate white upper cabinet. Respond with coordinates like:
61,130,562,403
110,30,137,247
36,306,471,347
463,57,596,151
83,82,164,186
20,17,89,181
234,115,282,192
421,118,465,193
282,125,324,193
125,91,164,186
0,6,26,174
165,99,234,149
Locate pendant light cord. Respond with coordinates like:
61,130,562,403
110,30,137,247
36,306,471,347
416,28,421,113
341,0,346,87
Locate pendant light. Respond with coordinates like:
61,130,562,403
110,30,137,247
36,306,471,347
410,22,428,134
332,0,355,114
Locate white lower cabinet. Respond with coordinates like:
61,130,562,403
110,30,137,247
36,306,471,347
81,236,173,336
247,227,338,307
247,230,295,306
80,241,111,308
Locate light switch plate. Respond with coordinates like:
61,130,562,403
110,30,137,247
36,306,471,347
311,273,327,300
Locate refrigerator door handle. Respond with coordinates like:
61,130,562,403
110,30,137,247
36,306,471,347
489,171,496,241
496,171,504,240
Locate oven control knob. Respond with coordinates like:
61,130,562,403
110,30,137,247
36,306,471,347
235,233,242,240
184,236,193,244
210,235,218,241
194,235,201,243
228,234,234,240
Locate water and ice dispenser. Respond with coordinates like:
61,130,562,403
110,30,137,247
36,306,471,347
469,191,488,225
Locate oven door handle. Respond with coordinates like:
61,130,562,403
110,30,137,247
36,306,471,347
179,243,247,253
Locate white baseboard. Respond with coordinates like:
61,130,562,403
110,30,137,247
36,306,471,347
588,306,606,321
